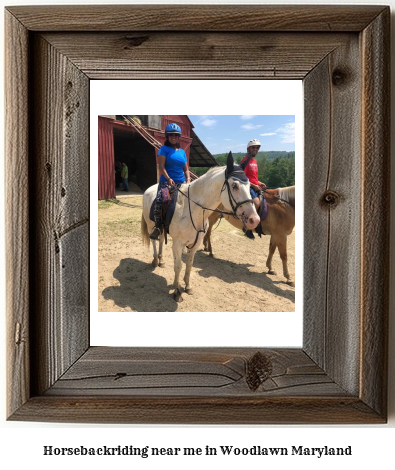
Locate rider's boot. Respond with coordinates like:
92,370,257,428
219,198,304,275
255,223,263,238
150,203,162,240
243,227,255,239
150,226,161,240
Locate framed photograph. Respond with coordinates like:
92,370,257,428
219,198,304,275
5,5,389,423
91,84,302,344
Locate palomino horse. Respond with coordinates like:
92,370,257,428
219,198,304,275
203,186,295,287
141,152,260,302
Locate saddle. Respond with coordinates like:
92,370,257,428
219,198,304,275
258,192,268,221
149,186,179,238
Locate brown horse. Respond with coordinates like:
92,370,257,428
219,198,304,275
203,186,295,287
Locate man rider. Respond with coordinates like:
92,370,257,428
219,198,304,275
240,139,266,239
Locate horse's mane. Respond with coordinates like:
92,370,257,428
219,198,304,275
202,166,225,176
278,186,295,206
189,166,224,186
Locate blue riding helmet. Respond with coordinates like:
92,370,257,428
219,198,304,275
165,123,182,135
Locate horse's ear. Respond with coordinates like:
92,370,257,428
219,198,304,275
226,151,234,174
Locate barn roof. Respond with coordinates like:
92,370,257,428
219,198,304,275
189,130,218,167
105,115,217,167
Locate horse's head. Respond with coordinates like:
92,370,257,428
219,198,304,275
221,151,260,230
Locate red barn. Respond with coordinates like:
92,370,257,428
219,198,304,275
98,115,216,199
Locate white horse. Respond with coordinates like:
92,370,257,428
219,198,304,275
141,152,260,302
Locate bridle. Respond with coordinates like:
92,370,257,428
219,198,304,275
178,168,255,249
222,168,255,215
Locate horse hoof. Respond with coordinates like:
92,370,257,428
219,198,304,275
287,280,295,287
185,288,193,295
209,253,214,258
152,260,159,267
159,262,166,268
268,270,277,275
173,289,183,303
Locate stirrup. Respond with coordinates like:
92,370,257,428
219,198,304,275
149,226,161,240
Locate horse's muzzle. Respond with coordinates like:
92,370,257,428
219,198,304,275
240,211,260,230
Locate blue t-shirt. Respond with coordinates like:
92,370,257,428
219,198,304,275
158,146,187,183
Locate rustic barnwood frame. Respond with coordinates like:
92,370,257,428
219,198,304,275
5,5,389,423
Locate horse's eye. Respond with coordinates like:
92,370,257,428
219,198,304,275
232,182,239,190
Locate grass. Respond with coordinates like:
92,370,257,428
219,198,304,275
99,197,143,238
98,199,120,209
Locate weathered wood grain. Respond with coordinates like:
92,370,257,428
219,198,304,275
303,55,332,368
304,36,362,395
360,10,390,418
30,34,90,395
41,32,351,80
10,395,384,425
5,5,389,424
46,347,343,397
5,5,386,32
5,10,30,418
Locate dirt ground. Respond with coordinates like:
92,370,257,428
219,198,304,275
98,195,295,312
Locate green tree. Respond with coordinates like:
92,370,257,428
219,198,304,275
265,157,295,187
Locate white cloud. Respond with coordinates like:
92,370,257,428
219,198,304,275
201,118,217,127
240,115,256,120
241,123,264,130
260,132,276,137
276,122,295,143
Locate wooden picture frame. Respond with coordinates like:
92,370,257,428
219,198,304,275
5,5,389,424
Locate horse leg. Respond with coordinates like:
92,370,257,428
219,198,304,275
183,243,200,295
158,235,165,267
266,236,277,275
203,212,220,257
202,229,213,257
172,240,184,302
277,236,294,287
151,240,159,267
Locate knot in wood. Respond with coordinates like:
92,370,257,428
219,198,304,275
123,35,149,48
321,190,340,208
332,68,348,87
246,351,273,391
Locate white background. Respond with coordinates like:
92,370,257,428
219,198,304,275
90,80,304,347
1,1,394,469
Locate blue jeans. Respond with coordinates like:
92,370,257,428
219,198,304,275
250,187,260,199
122,178,129,191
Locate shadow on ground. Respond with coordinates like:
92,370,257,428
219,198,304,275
193,249,295,303
101,249,294,312
101,258,179,312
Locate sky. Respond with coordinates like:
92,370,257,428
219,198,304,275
188,115,296,155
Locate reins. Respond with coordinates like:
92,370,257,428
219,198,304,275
177,173,254,250
262,188,295,207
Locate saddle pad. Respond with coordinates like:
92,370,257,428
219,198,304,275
149,187,179,233
258,194,268,222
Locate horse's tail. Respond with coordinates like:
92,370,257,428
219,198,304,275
278,186,295,207
141,213,150,247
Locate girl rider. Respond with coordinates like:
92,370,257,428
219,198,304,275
149,123,190,240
